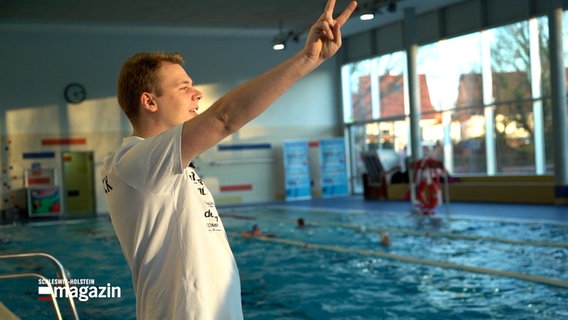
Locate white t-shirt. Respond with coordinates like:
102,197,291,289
101,124,243,320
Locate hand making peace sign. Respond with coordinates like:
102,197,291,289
304,0,358,62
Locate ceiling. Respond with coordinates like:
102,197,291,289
0,0,467,37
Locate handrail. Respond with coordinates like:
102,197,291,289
0,251,80,320
0,273,63,319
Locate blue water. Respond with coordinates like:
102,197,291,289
0,219,135,319
1,206,567,319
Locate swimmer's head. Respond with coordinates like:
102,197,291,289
380,233,391,247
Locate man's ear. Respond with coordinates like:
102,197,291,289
140,92,158,112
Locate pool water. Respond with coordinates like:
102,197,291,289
0,206,567,319
0,218,135,319
225,206,568,320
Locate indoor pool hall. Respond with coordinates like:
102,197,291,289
2,0,568,319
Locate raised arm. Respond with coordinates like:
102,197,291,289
180,0,357,165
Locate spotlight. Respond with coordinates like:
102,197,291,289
358,2,385,21
359,3,375,21
272,41,285,51
272,21,288,51
271,31,286,50
359,12,375,21
272,29,301,51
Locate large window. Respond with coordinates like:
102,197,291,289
490,20,543,174
342,60,375,123
417,33,484,174
342,13,565,192
377,51,407,119
342,52,409,192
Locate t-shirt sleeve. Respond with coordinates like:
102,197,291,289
116,124,185,192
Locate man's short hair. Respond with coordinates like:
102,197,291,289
117,51,185,123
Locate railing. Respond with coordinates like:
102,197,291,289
0,251,80,320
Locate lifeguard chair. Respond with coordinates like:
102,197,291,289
361,151,389,200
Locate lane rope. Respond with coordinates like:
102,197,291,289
223,215,568,249
230,232,568,289
261,204,568,227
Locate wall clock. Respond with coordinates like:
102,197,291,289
64,83,87,104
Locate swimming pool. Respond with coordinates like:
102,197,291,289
1,206,567,319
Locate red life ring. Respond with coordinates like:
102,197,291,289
412,157,445,214
416,179,440,210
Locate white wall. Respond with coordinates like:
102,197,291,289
0,23,343,213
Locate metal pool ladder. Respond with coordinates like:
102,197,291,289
0,251,80,320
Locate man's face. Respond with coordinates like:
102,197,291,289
153,62,202,128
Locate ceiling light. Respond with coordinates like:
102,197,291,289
359,12,375,21
359,2,382,21
271,22,305,51
272,21,288,51
271,28,302,51
272,41,285,51
272,31,288,51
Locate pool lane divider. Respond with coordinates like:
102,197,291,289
240,234,568,289
223,215,568,249
221,213,256,220
337,223,568,249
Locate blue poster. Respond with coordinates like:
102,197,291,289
283,140,312,201
320,138,349,197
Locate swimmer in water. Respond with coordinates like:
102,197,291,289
380,233,391,247
241,224,277,238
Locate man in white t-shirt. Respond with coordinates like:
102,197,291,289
101,1,357,318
